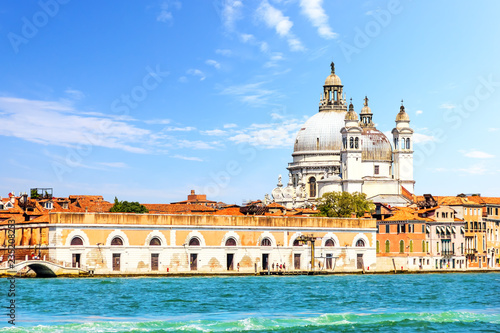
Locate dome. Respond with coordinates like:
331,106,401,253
361,128,393,161
325,73,342,86
395,104,410,122
345,102,358,121
294,110,346,152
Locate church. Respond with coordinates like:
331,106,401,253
272,63,415,208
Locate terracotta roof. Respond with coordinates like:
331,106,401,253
213,207,245,216
467,196,500,205
266,202,287,209
143,204,216,214
384,207,432,221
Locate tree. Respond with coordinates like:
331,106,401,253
316,191,374,218
110,197,149,213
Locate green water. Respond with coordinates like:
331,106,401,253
1,273,499,332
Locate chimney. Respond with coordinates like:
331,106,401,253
351,212,357,218
191,190,195,195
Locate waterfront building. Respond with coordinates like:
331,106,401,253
375,204,466,270
467,196,500,267
0,191,376,275
271,63,415,209
433,196,486,268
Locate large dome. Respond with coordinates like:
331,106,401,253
361,127,393,161
293,110,346,152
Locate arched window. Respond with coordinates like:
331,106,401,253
70,237,83,246
406,138,410,149
189,237,200,246
356,239,365,247
422,240,426,253
309,177,317,198
385,240,390,253
349,137,354,148
225,238,237,246
399,240,405,253
409,240,413,253
355,137,359,149
376,240,380,253
293,239,302,246
325,239,335,247
149,237,161,246
111,237,123,246
261,238,271,246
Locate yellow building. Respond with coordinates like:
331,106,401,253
44,212,376,274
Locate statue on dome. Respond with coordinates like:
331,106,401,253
330,62,335,74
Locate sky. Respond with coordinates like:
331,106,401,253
0,0,499,205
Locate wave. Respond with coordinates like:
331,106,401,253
2,311,499,332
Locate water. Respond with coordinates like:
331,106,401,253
1,273,499,332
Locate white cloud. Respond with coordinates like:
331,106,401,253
223,123,238,129
256,0,304,51
221,0,243,30
416,110,423,115
228,119,302,148
176,140,219,150
413,132,436,143
200,129,227,136
157,1,181,23
215,49,232,57
163,126,196,132
488,128,499,132
440,103,455,110
270,112,284,120
171,154,203,162
264,52,284,68
178,76,188,83
299,0,337,39
205,59,221,69
0,96,150,153
64,88,85,100
144,119,171,125
98,162,128,168
460,150,495,159
187,69,206,81
220,81,276,106
458,163,488,175
240,33,255,43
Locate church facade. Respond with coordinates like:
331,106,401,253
272,63,415,209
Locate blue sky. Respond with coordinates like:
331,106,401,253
1,0,499,204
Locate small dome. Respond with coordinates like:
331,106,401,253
361,128,393,161
325,73,342,86
345,102,358,121
324,61,342,86
396,104,410,122
360,96,372,114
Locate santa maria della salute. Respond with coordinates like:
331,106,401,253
272,63,415,209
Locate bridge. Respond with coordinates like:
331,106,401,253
0,260,88,278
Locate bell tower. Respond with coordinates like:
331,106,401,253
341,100,363,193
392,101,415,193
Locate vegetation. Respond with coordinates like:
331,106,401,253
110,197,149,213
316,191,374,218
